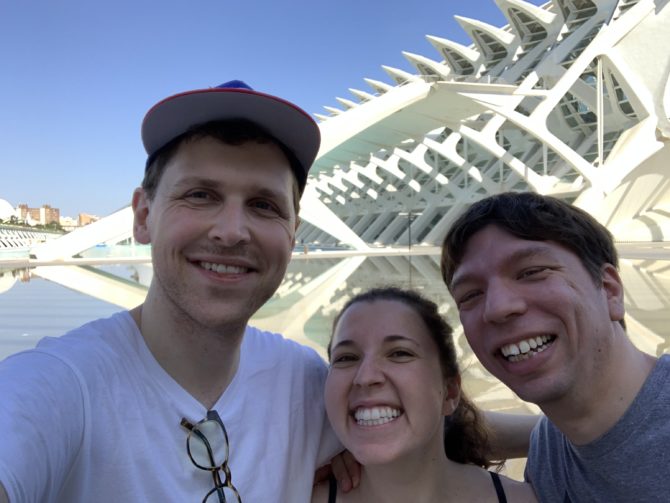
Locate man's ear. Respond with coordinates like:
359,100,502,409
443,375,461,416
601,263,625,322
132,188,151,245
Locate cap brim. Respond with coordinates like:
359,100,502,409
141,87,320,186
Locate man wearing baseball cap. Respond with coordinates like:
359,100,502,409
0,81,341,502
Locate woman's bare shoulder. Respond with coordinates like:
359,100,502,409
498,473,538,503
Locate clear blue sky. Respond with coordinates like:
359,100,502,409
0,0,543,218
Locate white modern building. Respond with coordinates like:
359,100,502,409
266,0,670,361
5,0,668,430
30,0,670,259
20,0,670,359
295,0,670,250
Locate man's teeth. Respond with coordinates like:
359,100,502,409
200,261,247,274
354,406,401,426
501,335,554,362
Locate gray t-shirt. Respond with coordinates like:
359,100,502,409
525,354,670,503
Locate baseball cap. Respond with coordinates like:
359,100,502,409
141,80,320,193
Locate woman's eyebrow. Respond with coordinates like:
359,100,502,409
330,339,355,352
383,335,419,347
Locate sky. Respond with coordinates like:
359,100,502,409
0,0,544,218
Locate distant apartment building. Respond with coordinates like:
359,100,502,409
78,213,99,226
17,204,60,225
59,215,79,231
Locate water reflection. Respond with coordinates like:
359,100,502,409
2,252,669,415
0,267,30,293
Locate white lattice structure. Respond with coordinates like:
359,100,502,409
297,0,670,249
6,1,667,424
30,0,670,258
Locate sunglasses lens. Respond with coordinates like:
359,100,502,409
188,419,229,469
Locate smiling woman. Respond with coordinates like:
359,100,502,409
313,287,538,503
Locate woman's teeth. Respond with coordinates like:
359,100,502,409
354,406,402,426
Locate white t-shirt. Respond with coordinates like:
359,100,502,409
0,311,340,502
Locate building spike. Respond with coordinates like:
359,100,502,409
402,51,450,78
336,97,358,109
454,15,515,45
495,0,557,28
364,78,394,94
381,65,419,84
323,105,343,115
349,87,376,101
426,35,480,62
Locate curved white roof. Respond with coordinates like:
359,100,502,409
0,199,14,220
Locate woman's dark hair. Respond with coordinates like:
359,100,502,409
329,286,500,468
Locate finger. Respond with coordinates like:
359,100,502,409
341,450,361,490
330,453,352,492
313,464,332,486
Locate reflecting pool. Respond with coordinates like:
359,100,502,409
2,248,669,420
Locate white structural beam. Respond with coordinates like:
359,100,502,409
30,206,133,261
251,256,366,356
315,79,527,174
298,186,370,250
32,265,147,309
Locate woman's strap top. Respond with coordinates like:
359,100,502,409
327,469,507,502
490,471,508,503
328,473,337,503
